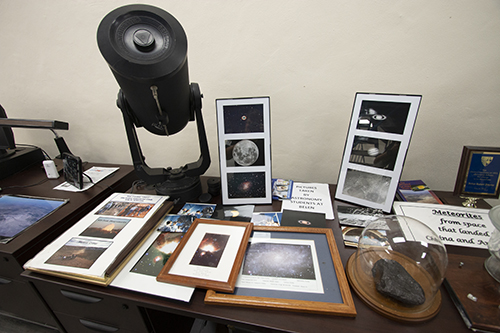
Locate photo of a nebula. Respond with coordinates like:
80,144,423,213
130,232,184,277
223,104,264,134
227,172,266,198
225,139,265,167
189,233,230,268
242,242,316,280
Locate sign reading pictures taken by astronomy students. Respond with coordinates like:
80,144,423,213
216,97,272,205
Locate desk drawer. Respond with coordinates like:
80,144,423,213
34,282,148,332
55,311,148,333
0,277,58,327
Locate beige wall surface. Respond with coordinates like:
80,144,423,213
0,1,499,204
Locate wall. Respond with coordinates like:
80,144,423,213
1,1,499,204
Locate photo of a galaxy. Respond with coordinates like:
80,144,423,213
227,172,266,199
189,233,230,268
80,217,129,239
223,104,264,134
242,242,316,280
225,139,265,167
130,232,184,277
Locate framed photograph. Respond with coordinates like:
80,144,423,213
453,146,500,198
204,226,356,317
335,93,422,212
0,194,68,244
156,219,253,293
216,97,272,205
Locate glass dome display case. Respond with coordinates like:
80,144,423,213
485,205,500,282
346,215,448,322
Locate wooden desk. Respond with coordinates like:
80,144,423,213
0,162,137,328
22,182,492,333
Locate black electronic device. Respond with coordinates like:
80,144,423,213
63,153,83,190
97,4,210,202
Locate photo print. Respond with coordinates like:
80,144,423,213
225,139,265,167
227,172,267,199
349,136,401,171
80,217,130,239
96,201,154,218
222,104,264,134
217,97,272,205
356,100,411,135
45,237,112,269
190,233,230,268
130,232,184,276
336,93,421,212
157,215,195,233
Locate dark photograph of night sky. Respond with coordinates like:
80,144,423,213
189,233,230,268
223,104,264,134
130,232,184,277
225,139,265,167
227,172,266,198
242,242,316,280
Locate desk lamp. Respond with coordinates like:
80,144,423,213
0,104,72,179
97,4,210,202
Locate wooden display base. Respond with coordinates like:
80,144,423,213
346,251,442,322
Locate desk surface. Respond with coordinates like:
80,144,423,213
22,182,494,333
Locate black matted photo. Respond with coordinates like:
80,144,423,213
335,93,421,212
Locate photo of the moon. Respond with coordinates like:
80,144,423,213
227,172,266,198
225,139,265,167
223,104,264,134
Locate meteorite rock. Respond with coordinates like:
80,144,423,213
372,258,426,306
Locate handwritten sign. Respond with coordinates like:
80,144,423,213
281,183,334,219
393,202,494,249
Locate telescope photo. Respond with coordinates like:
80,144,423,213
227,172,267,198
189,233,230,268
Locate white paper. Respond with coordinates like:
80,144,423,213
393,202,495,249
54,166,119,192
110,230,194,302
24,193,168,279
281,182,334,219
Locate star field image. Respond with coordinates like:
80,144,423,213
242,242,316,280
130,232,184,277
189,233,230,268
227,172,266,198
223,104,264,134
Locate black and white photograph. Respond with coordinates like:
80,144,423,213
349,136,401,171
225,139,265,167
356,100,411,135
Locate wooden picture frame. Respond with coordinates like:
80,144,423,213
204,226,356,317
156,219,253,293
453,146,500,199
